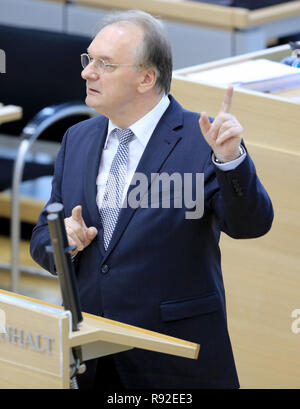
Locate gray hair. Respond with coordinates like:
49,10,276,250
95,10,173,94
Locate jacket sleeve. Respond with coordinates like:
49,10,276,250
204,146,274,239
30,129,69,274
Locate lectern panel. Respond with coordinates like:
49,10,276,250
0,292,70,389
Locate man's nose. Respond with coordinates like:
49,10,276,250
81,64,100,80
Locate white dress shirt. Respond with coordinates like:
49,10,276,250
96,95,246,209
96,94,170,208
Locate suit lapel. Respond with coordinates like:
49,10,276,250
102,96,184,262
83,116,108,231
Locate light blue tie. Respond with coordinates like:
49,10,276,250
100,128,134,250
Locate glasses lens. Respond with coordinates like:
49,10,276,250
81,54,90,68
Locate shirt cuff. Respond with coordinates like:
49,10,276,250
212,146,246,171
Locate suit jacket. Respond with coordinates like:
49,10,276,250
30,95,273,389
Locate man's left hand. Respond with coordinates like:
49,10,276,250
199,85,244,162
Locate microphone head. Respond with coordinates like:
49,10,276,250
47,202,64,214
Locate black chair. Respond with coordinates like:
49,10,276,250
0,24,97,290
0,23,96,191
192,0,295,9
231,0,295,9
0,24,93,138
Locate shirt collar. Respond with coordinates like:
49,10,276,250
105,94,170,149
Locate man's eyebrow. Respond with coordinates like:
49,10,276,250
86,49,113,61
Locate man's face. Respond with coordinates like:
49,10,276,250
81,23,145,117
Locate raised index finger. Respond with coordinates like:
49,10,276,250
220,85,234,114
72,205,84,224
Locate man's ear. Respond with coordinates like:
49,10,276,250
138,67,157,94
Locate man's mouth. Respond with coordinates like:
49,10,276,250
87,87,100,94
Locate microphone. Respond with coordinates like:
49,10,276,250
46,202,86,388
46,202,83,330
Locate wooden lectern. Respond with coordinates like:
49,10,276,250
0,289,199,389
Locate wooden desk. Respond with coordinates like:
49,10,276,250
15,0,300,68
68,0,300,67
172,44,300,388
0,104,22,124
74,0,300,29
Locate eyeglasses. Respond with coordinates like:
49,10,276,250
81,53,135,73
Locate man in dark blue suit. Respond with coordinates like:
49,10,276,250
30,10,273,389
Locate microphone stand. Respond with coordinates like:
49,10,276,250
46,202,86,389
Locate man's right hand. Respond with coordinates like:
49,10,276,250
64,205,98,256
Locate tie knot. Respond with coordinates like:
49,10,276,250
115,128,134,146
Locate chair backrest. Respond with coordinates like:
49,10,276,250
0,24,91,140
193,0,295,8
231,0,294,9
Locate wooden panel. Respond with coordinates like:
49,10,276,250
0,290,200,363
172,44,300,154
173,43,291,75
172,78,300,153
222,144,300,388
245,1,300,27
0,236,39,268
0,360,65,389
0,193,45,224
0,104,22,124
71,0,300,29
75,0,236,29
0,291,70,388
71,315,200,360
171,46,300,388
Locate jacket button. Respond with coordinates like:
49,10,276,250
101,264,109,274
